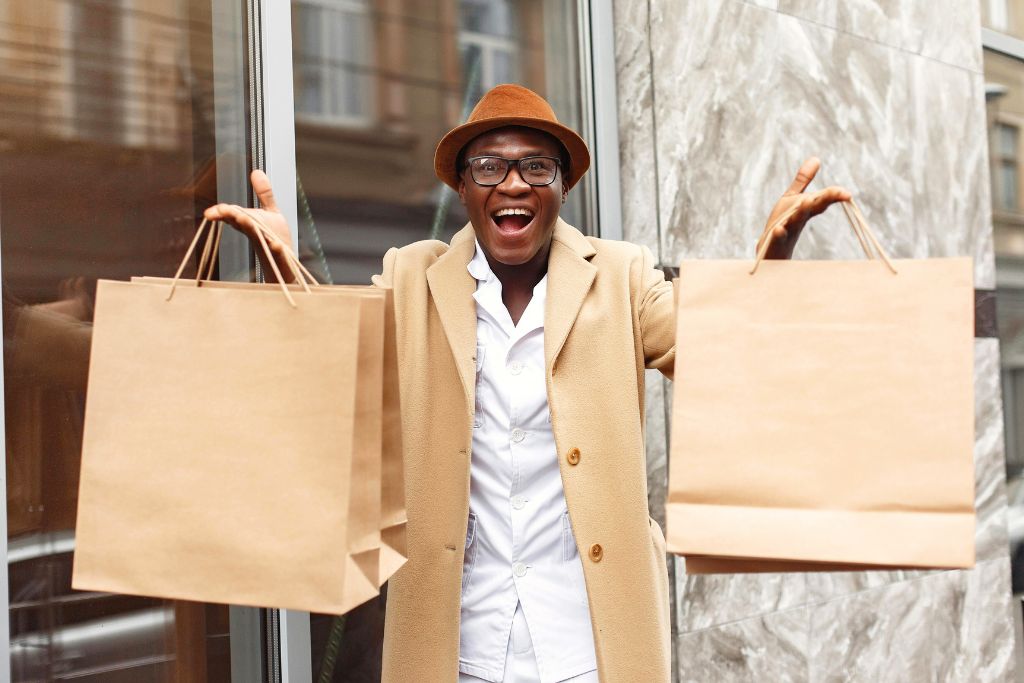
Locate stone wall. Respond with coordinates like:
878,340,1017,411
613,1,1018,679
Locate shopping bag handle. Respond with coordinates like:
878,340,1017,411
750,198,898,275
194,210,321,289
166,215,318,307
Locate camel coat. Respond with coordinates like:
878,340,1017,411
373,219,676,682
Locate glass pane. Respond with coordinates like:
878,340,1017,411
292,0,586,288
1001,161,1018,211
0,0,256,680
999,123,1019,159
292,1,587,679
461,0,515,37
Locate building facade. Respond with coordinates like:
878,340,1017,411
0,0,1016,681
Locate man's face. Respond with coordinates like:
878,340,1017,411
458,126,567,266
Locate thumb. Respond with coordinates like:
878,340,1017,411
250,169,279,212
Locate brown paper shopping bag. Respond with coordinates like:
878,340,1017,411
667,200,976,573
74,220,383,613
134,246,405,589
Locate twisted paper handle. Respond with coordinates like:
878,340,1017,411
751,198,897,275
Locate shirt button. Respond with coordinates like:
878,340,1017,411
509,361,523,375
511,495,526,510
511,428,526,443
589,544,603,562
567,447,581,465
513,562,528,577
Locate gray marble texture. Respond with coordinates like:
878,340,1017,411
808,558,1016,682
645,370,669,528
676,606,809,682
614,0,660,254
615,0,1013,681
976,339,1012,563
777,0,982,73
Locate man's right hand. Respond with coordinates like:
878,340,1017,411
202,170,297,281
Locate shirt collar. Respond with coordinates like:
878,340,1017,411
468,239,492,283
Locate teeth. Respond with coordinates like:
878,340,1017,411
493,208,534,218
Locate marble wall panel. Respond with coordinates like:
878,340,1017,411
652,2,917,267
903,2,982,74
675,570,806,634
676,606,809,682
778,0,836,29
808,558,1016,682
976,339,1012,563
778,0,981,73
650,0,783,263
614,0,661,255
772,14,914,263
908,57,996,289
644,369,669,527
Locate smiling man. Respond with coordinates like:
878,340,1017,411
205,83,849,683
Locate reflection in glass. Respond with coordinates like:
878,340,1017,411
0,0,252,680
291,1,586,679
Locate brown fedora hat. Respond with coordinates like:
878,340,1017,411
434,83,591,191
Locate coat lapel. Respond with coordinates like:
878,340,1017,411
426,224,479,402
544,219,597,375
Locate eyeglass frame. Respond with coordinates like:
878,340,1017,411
462,155,563,187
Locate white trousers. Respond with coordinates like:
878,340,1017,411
458,603,599,683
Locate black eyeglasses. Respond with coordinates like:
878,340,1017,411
464,155,562,187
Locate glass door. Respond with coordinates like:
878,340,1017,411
0,0,262,679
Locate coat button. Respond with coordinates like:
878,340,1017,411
589,543,603,562
567,447,581,466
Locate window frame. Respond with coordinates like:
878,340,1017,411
292,0,376,129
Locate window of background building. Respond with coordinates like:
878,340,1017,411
992,0,1011,31
294,0,375,124
997,122,1020,212
291,1,588,678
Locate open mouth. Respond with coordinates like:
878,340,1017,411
491,207,535,235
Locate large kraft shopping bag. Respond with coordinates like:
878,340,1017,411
666,201,976,573
132,224,406,587
74,221,380,613
133,284,406,586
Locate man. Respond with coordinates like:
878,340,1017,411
206,84,849,682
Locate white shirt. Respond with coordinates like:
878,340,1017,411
458,241,598,683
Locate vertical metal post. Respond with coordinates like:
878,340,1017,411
586,0,624,241
253,0,309,680
0,200,13,683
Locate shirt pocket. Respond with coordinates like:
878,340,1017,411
461,511,479,598
561,511,589,608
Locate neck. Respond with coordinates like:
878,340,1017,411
483,238,551,294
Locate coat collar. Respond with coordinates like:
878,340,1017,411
425,218,597,400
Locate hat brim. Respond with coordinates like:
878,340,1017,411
434,116,591,192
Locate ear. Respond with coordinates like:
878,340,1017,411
561,182,568,204
458,179,467,205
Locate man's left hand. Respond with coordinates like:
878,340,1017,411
757,157,852,260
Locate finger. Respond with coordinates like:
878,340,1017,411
203,204,259,238
784,156,821,196
802,186,853,217
250,170,279,212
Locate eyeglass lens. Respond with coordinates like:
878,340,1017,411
469,157,558,186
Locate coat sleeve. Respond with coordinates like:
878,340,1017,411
634,245,676,381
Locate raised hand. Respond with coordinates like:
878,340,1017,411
757,157,852,260
202,170,297,281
